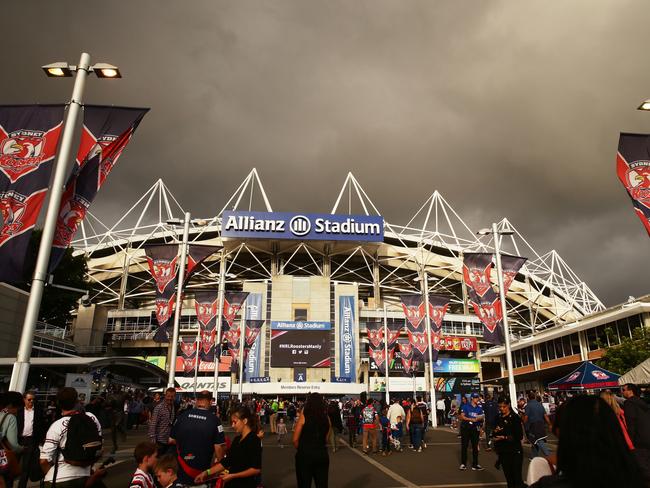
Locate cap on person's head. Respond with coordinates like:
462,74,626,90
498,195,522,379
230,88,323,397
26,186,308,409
196,390,212,401
471,393,480,399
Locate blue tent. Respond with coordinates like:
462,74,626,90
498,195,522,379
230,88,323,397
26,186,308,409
548,361,620,391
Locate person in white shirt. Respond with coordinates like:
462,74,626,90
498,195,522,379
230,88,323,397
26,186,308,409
387,398,406,429
40,387,103,487
436,397,447,426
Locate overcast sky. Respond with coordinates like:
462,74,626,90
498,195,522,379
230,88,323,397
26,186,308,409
4,0,650,306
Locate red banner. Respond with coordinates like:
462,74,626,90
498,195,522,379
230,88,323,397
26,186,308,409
617,133,650,236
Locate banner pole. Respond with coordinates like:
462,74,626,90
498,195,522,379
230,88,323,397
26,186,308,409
193,297,201,397
238,302,246,401
10,53,91,393
493,223,517,409
168,211,190,388
213,253,226,402
383,304,390,405
422,272,438,428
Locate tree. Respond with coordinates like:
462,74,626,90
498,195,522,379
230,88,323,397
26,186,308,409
19,230,88,327
598,326,650,375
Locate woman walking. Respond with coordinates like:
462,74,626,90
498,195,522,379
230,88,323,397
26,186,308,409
194,405,262,488
293,393,331,488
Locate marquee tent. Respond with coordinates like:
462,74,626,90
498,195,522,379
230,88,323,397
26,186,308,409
548,361,620,391
619,358,650,386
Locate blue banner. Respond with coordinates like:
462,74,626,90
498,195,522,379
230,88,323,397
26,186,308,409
271,321,331,330
222,211,384,242
245,293,263,380
339,296,356,380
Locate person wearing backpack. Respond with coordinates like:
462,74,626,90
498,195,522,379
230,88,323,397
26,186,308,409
361,399,378,454
40,387,103,488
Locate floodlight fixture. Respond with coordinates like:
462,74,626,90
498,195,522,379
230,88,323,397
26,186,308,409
42,62,73,77
637,99,650,111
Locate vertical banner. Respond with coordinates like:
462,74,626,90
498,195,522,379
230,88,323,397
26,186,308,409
463,253,494,297
179,337,198,377
399,295,426,329
500,255,527,294
617,133,650,236
386,322,402,348
185,245,220,281
338,295,356,381
398,340,415,376
50,106,149,272
368,342,386,374
194,290,219,362
427,294,450,334
469,288,504,345
223,291,249,326
145,245,179,342
366,321,384,348
0,105,65,282
244,293,264,380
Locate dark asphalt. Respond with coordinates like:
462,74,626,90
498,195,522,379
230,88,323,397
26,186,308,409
96,425,550,487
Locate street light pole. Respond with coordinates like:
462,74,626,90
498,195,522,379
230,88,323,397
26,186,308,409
492,222,518,408
213,253,227,400
10,53,92,393
422,272,438,428
382,304,390,405
238,303,246,401
167,211,191,388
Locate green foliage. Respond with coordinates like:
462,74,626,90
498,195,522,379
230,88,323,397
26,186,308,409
20,230,88,327
599,326,650,375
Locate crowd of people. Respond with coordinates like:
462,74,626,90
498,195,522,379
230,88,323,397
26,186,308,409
0,382,644,487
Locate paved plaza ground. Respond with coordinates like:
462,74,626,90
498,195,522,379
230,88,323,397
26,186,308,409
97,425,551,488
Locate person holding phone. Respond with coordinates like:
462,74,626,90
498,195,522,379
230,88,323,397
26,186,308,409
458,393,485,471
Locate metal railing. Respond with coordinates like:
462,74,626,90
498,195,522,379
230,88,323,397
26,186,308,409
35,322,68,339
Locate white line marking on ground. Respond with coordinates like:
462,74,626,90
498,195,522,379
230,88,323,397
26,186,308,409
339,438,418,488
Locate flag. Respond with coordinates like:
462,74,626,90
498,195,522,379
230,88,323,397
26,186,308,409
145,245,179,342
500,255,527,294
463,253,493,297
400,295,426,329
369,342,386,374
428,294,450,334
386,321,402,348
399,340,415,375
223,291,249,326
366,320,384,348
469,288,504,345
0,105,65,282
617,133,650,236
244,320,265,347
49,106,148,272
194,290,219,361
179,336,198,377
186,245,220,280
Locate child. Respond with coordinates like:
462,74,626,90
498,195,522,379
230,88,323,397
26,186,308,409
154,454,184,488
391,415,403,452
277,416,288,447
129,441,158,488
379,407,391,456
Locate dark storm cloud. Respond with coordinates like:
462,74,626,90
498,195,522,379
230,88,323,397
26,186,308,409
2,0,649,305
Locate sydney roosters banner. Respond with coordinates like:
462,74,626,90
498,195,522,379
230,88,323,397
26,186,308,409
145,245,179,342
428,294,450,333
366,321,384,348
0,105,65,282
386,321,402,348
400,295,425,329
368,342,387,373
223,291,249,327
244,320,265,348
399,340,415,375
617,133,650,236
179,337,198,376
463,253,493,297
186,245,220,280
49,106,148,272
500,255,527,294
469,288,504,345
194,290,219,362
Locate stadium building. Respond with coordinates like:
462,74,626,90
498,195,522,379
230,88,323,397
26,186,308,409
64,169,610,396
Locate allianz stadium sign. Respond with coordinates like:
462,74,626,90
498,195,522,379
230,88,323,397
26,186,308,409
222,211,384,242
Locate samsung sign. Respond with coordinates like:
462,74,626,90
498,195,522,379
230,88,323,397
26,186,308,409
222,211,384,242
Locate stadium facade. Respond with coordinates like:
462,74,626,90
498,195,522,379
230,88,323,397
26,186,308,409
68,169,608,395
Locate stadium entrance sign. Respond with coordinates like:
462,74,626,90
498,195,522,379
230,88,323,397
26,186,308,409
222,211,384,242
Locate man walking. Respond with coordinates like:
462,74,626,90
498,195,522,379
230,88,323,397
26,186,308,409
458,393,485,471
436,396,446,427
361,399,379,454
170,390,226,485
522,392,552,458
622,383,650,482
17,391,46,488
493,397,524,488
387,398,406,431
148,388,176,456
